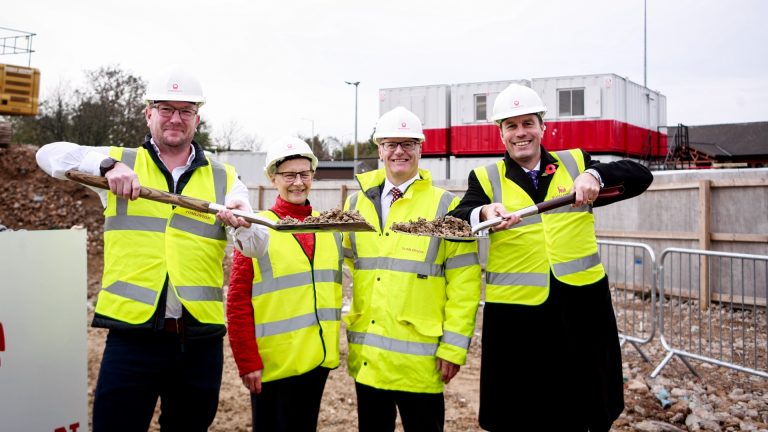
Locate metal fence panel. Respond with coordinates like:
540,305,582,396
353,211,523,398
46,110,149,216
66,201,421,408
599,240,657,362
653,248,768,378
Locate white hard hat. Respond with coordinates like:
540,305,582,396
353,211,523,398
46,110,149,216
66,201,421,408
372,106,425,144
491,84,547,124
264,136,319,180
143,66,206,106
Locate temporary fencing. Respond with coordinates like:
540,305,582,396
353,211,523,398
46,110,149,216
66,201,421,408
599,240,657,363
651,248,768,378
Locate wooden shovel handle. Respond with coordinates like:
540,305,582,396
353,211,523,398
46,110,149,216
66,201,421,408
65,169,212,213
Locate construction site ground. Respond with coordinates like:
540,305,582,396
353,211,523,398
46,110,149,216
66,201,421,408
2,144,767,431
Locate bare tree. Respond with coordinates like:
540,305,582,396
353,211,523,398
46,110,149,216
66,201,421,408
213,120,262,152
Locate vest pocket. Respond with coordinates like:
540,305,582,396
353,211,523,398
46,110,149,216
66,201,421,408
397,315,443,338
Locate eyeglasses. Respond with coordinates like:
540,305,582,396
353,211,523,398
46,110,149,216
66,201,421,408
275,170,314,182
152,104,198,121
380,141,420,152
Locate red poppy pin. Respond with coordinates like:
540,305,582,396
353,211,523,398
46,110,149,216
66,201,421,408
544,164,557,175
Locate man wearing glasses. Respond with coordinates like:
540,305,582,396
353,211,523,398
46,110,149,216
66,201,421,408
36,66,254,431
342,107,481,431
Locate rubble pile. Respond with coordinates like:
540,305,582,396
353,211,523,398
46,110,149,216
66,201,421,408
392,215,473,238
277,207,368,225
0,144,105,296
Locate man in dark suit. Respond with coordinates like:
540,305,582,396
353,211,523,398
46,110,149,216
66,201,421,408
449,83,653,431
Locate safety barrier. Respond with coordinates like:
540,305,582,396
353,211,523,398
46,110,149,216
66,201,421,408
599,240,657,363
652,248,768,378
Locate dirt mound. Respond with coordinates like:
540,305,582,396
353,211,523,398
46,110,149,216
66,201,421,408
0,144,104,297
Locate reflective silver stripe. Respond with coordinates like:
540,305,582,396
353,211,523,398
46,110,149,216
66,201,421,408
355,257,444,277
176,285,223,301
256,312,318,338
348,193,359,259
442,330,471,350
104,215,167,232
484,163,503,202
343,247,354,259
445,252,479,270
348,331,438,356
252,264,341,297
103,280,157,306
333,232,344,268
552,252,601,277
513,214,541,228
210,160,227,205
486,271,549,287
436,191,455,217
120,148,138,169
317,307,341,322
169,214,226,240
253,272,309,296
425,236,442,265
554,150,580,181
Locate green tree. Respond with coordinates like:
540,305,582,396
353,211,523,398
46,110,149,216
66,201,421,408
70,65,147,147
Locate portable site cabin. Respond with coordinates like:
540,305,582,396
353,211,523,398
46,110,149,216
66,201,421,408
379,74,667,180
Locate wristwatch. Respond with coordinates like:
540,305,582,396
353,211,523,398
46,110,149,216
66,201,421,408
584,168,604,188
99,157,119,176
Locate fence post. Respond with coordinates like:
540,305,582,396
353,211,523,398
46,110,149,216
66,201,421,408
340,184,348,209
698,180,711,311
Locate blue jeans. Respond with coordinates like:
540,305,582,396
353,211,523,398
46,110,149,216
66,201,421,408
93,330,223,432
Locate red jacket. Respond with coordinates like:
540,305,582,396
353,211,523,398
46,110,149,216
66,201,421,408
227,196,315,376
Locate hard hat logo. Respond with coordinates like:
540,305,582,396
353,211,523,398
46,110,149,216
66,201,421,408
513,100,520,106
401,122,407,128
172,83,179,90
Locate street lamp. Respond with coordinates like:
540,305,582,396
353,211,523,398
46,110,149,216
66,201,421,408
345,81,360,175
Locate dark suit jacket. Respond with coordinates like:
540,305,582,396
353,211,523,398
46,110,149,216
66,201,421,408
448,146,653,220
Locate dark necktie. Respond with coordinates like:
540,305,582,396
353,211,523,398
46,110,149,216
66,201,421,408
390,187,403,206
527,169,539,189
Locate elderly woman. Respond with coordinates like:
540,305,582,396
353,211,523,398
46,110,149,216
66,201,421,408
222,136,342,432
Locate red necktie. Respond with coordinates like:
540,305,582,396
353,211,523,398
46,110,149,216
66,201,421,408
390,187,402,206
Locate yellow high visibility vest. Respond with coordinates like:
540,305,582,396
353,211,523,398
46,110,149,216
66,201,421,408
343,168,481,393
250,211,342,382
97,146,235,324
476,150,605,305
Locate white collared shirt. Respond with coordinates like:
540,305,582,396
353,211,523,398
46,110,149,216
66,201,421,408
381,174,419,223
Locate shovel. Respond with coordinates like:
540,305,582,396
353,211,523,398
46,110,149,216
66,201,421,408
392,185,624,240
468,185,624,235
65,170,375,233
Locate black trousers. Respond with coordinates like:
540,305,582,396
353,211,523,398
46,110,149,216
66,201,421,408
92,330,223,432
355,382,445,432
478,276,624,432
251,366,331,432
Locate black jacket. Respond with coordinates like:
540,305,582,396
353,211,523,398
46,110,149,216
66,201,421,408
449,146,653,220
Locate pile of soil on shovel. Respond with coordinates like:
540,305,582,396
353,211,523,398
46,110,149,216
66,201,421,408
277,207,367,225
392,215,472,237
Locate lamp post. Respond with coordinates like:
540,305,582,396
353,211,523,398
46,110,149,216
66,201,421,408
345,81,360,175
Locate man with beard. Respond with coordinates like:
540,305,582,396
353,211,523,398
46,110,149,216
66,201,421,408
36,66,252,431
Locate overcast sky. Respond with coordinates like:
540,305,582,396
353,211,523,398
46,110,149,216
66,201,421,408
5,0,768,148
